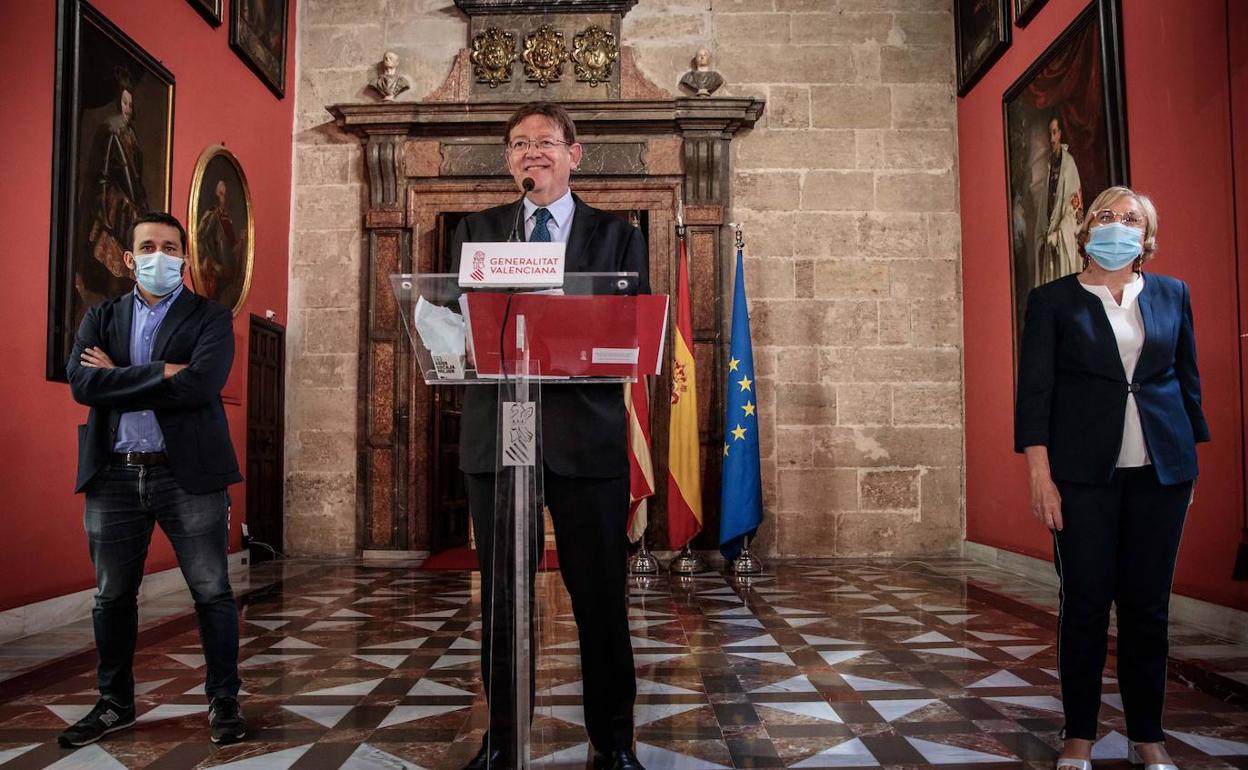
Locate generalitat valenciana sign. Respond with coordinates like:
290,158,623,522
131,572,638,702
458,242,566,288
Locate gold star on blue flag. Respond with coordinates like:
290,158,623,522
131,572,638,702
719,240,764,560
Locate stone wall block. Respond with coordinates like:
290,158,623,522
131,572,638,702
811,85,891,129
836,383,892,426
876,171,956,212
812,260,890,299
891,85,956,128
881,44,952,84
801,171,874,211
878,300,912,345
717,13,790,43
717,45,855,85
792,13,893,45
812,426,963,469
857,212,928,259
777,348,821,382
853,348,960,382
737,172,802,211
910,298,961,346
894,383,962,426
889,259,958,299
767,86,812,129
744,257,795,299
304,308,360,355
736,130,855,170
775,382,837,426
777,469,858,513
793,212,858,257
860,469,920,510
882,129,955,170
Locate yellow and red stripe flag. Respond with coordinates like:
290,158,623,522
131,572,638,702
625,376,654,543
666,235,703,549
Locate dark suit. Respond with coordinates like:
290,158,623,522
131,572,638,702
67,289,242,706
1014,272,1207,742
449,194,647,756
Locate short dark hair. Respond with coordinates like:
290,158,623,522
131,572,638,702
127,212,188,252
503,101,577,145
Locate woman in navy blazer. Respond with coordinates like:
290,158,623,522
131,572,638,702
1015,187,1209,770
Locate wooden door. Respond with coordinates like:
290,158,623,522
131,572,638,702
246,316,285,562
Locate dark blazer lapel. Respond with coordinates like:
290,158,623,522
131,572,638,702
153,290,197,360
564,194,599,272
110,293,135,366
1134,273,1160,379
1069,276,1129,382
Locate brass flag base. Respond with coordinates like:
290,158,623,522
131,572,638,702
668,544,706,574
627,535,660,575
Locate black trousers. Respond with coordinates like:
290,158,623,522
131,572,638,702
1052,465,1191,742
465,468,636,756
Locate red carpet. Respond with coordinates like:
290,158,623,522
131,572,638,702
420,546,561,571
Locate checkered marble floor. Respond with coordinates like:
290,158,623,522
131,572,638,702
2,559,1248,768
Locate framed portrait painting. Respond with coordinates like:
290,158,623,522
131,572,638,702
188,146,254,315
47,0,175,382
1003,0,1127,362
187,0,223,27
955,0,1010,96
1014,0,1050,27
230,0,289,98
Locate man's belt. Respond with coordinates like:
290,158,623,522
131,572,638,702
112,451,168,466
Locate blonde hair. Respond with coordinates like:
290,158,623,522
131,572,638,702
1076,185,1159,268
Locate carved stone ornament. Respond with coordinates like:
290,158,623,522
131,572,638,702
522,25,569,87
571,25,618,87
470,28,517,87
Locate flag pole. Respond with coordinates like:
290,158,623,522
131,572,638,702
669,543,705,574
628,532,660,575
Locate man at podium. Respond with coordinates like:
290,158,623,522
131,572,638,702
449,102,650,770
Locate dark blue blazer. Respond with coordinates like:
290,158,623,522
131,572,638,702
67,290,243,495
1014,273,1209,486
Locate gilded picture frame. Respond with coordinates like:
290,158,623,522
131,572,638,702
47,0,175,382
188,146,255,316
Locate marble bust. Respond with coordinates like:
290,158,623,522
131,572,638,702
371,50,411,101
679,47,723,97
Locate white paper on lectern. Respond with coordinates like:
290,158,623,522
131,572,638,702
413,296,467,378
459,241,566,288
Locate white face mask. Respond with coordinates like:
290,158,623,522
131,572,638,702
132,251,185,296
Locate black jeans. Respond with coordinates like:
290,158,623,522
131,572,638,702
84,464,240,704
1052,465,1192,742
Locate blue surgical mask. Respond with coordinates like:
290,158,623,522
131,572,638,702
132,251,185,296
1085,222,1143,271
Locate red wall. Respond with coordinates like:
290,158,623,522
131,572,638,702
961,0,1248,609
0,1,294,610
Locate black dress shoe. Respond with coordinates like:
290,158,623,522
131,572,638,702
593,748,645,770
461,743,509,770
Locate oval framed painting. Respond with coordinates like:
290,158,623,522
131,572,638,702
188,145,254,315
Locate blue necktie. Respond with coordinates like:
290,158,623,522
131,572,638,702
530,208,553,242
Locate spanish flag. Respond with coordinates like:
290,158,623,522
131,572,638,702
625,376,654,543
666,235,703,549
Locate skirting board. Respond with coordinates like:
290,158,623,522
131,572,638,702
0,551,248,647
963,539,1248,644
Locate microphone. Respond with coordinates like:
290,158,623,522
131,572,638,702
509,177,535,242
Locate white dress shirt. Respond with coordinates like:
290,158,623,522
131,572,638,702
522,190,575,243
1079,274,1150,467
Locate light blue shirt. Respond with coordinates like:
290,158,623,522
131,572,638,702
523,190,574,244
114,284,184,452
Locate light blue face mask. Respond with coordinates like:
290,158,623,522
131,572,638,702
1085,222,1143,271
132,251,185,296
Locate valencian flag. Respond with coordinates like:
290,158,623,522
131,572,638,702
719,240,763,559
666,233,703,549
625,377,655,543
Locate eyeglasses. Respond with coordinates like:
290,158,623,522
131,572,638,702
507,138,570,153
1094,209,1145,227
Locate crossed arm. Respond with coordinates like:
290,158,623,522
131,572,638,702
67,303,234,412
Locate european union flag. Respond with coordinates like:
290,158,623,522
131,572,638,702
719,243,763,560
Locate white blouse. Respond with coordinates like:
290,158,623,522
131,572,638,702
1079,274,1150,467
